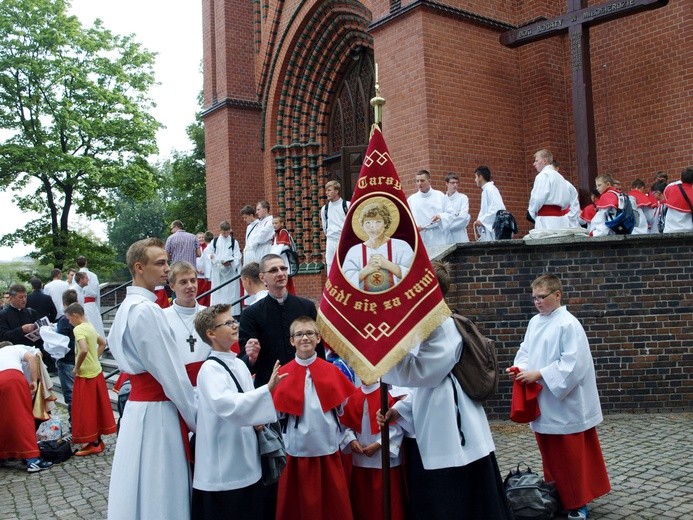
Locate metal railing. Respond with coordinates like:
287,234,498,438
101,273,248,381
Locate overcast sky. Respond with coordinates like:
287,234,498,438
0,0,203,262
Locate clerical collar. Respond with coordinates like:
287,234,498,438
295,353,317,366
269,291,288,304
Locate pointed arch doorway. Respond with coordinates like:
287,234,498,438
323,48,375,200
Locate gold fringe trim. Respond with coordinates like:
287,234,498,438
317,300,451,385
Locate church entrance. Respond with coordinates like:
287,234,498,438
324,47,375,201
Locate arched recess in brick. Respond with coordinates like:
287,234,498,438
265,0,373,268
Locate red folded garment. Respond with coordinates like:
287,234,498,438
508,367,542,423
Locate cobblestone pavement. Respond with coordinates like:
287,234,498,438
1,411,691,519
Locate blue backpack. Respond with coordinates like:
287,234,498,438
605,193,636,235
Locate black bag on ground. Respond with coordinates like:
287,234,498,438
504,463,561,520
38,438,74,463
450,312,499,402
493,210,518,239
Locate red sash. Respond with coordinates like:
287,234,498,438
128,372,193,462
537,205,569,217
84,297,96,303
185,361,204,387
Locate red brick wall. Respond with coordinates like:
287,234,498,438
446,233,693,419
367,0,690,237
203,0,690,252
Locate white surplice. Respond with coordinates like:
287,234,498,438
107,286,197,520
79,267,105,337
341,383,403,469
527,165,573,229
162,301,210,366
441,191,470,243
476,181,506,241
382,318,496,470
408,189,449,249
209,234,242,313
513,305,603,435
320,198,350,274
281,355,346,457
254,215,275,262
193,351,277,491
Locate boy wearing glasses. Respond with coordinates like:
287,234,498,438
191,304,283,520
507,274,610,520
273,316,355,520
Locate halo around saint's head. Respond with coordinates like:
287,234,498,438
351,196,401,242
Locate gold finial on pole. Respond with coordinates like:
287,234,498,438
370,63,385,130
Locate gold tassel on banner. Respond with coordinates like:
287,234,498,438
33,379,50,421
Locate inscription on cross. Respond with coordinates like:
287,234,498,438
500,0,669,204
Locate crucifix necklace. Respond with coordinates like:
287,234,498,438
173,303,198,352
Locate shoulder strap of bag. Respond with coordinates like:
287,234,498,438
677,184,693,215
212,237,218,253
206,356,243,393
342,199,348,214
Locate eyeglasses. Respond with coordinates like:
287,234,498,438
291,331,318,339
263,266,288,274
213,320,238,329
532,292,556,302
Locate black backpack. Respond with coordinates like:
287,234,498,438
449,312,499,402
504,464,561,520
38,438,74,463
493,210,518,239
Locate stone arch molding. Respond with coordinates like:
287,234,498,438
265,0,373,265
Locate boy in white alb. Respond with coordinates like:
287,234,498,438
107,238,197,520
380,262,512,520
507,274,610,520
320,180,350,275
273,316,355,520
254,200,275,261
440,172,470,243
191,304,283,520
163,261,210,386
527,150,572,229
473,166,506,241
407,169,449,250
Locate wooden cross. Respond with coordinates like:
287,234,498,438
500,0,669,204
187,334,197,352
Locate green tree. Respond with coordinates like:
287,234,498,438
162,109,206,233
0,0,160,269
107,191,167,265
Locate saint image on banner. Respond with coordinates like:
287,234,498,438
342,197,414,292
317,127,450,385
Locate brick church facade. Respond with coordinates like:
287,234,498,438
201,0,691,300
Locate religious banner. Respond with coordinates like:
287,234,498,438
317,127,450,384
